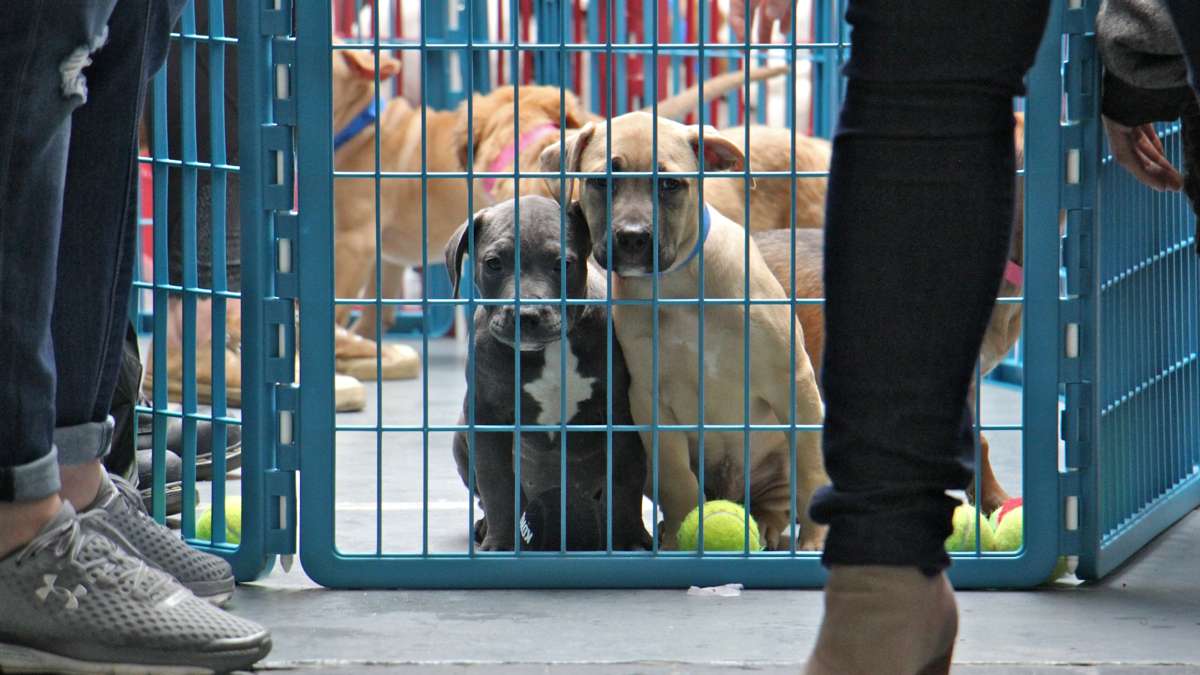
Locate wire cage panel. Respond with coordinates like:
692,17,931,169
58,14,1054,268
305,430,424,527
277,0,1086,590
130,0,284,582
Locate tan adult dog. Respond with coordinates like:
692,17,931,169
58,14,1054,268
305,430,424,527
752,112,1028,516
332,49,468,331
542,112,828,551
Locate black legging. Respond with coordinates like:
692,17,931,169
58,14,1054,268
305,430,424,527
155,0,241,292
809,0,1052,573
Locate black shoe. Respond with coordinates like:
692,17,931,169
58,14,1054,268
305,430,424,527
137,405,243,481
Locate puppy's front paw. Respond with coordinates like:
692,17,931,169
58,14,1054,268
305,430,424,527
658,530,681,551
478,534,515,551
617,526,654,551
797,524,827,552
761,524,785,552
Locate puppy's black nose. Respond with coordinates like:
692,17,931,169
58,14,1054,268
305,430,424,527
615,228,650,254
518,306,543,332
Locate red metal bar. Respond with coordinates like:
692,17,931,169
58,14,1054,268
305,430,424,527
657,0,669,104
520,0,534,84
597,0,610,116
684,0,696,124
574,0,584,96
627,0,644,110
496,0,505,85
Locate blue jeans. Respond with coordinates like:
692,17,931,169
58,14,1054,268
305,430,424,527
0,0,181,503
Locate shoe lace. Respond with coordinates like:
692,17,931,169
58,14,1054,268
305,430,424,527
16,511,172,600
109,473,152,516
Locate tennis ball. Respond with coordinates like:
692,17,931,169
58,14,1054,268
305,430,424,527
945,503,996,552
195,496,242,545
988,497,1069,583
989,498,1024,551
677,500,763,552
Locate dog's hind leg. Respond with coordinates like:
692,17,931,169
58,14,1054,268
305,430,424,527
749,472,794,551
963,383,1012,515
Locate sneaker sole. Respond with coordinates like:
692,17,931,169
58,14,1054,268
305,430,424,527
0,635,271,675
190,576,237,607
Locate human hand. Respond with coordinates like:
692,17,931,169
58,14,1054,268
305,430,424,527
728,0,792,44
1102,115,1185,191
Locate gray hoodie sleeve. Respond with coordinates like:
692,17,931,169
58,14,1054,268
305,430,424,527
1096,0,1188,90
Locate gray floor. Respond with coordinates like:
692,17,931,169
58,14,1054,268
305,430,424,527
187,337,1200,673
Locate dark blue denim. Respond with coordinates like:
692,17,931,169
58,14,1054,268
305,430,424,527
809,0,1051,573
0,0,182,502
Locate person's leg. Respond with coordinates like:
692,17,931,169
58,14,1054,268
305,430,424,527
806,2,1050,673
49,0,240,606
0,0,115,558
48,0,177,517
163,0,242,377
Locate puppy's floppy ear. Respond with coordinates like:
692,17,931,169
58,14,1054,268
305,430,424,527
567,201,592,260
538,122,596,203
445,208,489,299
686,125,745,173
340,50,402,80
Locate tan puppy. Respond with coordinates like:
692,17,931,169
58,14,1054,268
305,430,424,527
543,113,828,551
752,112,1028,516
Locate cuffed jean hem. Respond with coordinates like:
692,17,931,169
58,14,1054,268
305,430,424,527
53,416,114,466
0,449,61,503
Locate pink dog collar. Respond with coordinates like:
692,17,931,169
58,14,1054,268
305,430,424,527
1004,260,1023,289
480,123,561,196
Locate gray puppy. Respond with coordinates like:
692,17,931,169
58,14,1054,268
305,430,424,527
445,195,652,551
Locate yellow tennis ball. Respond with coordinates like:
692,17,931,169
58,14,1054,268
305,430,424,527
195,497,242,545
989,498,1069,583
677,500,763,552
945,504,996,552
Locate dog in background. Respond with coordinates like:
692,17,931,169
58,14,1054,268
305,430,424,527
543,112,829,551
445,196,652,551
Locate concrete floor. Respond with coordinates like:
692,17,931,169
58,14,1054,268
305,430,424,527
183,337,1200,673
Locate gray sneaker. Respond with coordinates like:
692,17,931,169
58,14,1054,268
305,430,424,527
85,471,235,605
0,503,271,674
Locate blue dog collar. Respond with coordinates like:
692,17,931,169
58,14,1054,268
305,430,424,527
333,99,378,151
658,203,712,275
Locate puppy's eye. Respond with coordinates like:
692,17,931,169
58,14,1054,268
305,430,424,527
659,178,685,193
557,256,575,272
586,177,613,193
484,256,502,272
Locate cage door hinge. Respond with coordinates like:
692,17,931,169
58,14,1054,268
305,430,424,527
1062,0,1098,36
1058,470,1083,557
1062,209,1094,296
259,2,297,562
261,0,292,37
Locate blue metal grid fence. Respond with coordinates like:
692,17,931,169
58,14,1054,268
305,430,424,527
143,0,1198,590
133,0,284,582
278,0,1073,590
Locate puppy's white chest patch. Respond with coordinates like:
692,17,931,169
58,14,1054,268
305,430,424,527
523,343,597,428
